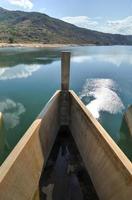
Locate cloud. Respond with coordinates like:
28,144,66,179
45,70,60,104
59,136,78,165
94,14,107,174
101,16,132,35
0,64,41,80
7,0,33,10
0,99,26,129
62,16,98,30
61,15,132,35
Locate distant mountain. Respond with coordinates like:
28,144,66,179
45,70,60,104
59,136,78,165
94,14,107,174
0,7,132,45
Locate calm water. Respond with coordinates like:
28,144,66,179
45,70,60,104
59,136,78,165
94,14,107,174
0,46,132,164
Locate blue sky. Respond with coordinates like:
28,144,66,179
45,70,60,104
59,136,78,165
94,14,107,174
0,0,132,35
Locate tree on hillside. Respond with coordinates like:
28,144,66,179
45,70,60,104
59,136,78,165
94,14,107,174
8,37,14,44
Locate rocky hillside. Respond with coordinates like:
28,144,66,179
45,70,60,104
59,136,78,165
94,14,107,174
0,7,132,45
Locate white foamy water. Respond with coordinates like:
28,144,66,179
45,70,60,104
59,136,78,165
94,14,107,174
80,79,125,119
0,99,26,129
0,64,41,80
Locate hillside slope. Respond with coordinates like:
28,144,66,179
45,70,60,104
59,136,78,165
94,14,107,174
0,7,132,45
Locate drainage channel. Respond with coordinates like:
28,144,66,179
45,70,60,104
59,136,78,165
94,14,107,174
39,126,99,200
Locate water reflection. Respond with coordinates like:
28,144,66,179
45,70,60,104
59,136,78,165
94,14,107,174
72,54,132,66
118,117,132,160
0,98,25,129
0,48,60,68
80,78,125,119
0,64,41,80
0,98,26,165
0,46,132,163
0,113,10,164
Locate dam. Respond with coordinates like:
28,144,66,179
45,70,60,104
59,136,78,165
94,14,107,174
0,52,131,200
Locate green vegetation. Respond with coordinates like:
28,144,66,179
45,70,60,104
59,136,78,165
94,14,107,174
0,7,132,45
8,37,14,44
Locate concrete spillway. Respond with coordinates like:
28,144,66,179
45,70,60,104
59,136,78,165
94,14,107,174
0,52,131,200
39,126,99,200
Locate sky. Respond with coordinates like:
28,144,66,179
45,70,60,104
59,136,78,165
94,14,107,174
0,0,132,35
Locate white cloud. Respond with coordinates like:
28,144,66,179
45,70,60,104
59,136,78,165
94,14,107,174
101,16,132,35
62,16,98,30
7,0,33,10
61,15,132,35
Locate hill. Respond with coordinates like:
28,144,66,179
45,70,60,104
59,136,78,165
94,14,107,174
0,7,132,45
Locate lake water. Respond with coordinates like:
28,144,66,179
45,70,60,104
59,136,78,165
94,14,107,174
0,45,132,164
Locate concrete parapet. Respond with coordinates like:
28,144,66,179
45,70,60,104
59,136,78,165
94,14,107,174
0,91,60,200
69,90,132,200
0,89,132,200
61,52,70,91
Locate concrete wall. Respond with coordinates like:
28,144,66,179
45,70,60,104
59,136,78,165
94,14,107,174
0,91,60,200
69,90,132,200
0,112,5,152
0,89,132,200
60,91,70,126
124,105,132,137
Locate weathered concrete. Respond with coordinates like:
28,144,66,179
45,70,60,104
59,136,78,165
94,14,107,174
38,91,60,163
69,90,132,200
60,52,71,126
0,91,60,200
0,89,132,200
124,105,132,136
61,52,70,91
39,127,98,200
60,91,70,126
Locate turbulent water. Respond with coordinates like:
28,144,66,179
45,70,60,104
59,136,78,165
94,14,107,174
0,46,132,164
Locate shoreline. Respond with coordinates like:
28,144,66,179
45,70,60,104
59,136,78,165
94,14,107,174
0,43,130,48
0,43,78,48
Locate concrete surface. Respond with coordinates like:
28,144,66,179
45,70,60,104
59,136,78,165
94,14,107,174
0,91,60,200
69,90,132,200
39,126,99,200
0,89,132,200
61,52,70,91
0,91,132,200
60,91,70,126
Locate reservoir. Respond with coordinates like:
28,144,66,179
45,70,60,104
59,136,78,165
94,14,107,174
0,45,132,164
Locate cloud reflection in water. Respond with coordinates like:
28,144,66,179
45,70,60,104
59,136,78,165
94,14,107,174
0,64,41,80
72,53,132,66
0,99,26,129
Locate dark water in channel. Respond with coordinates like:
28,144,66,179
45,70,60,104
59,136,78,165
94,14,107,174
0,45,132,164
39,126,99,200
